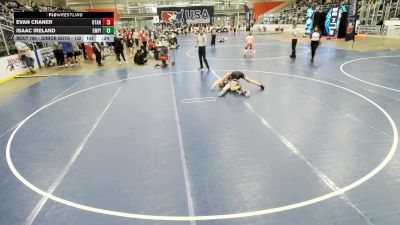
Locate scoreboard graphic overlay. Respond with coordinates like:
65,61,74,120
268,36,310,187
14,12,115,42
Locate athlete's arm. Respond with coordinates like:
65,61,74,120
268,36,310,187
244,75,264,89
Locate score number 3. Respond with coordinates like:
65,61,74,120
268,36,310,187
103,18,114,26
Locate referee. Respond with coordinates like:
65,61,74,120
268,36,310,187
290,23,298,58
197,29,210,71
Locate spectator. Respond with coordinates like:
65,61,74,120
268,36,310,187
51,42,64,67
134,48,148,65
154,37,169,68
290,23,299,58
211,27,217,45
139,29,147,52
62,42,74,67
72,43,81,65
15,42,35,73
92,42,103,66
113,35,127,64
80,43,87,60
133,29,139,47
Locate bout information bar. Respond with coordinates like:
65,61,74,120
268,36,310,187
13,12,114,42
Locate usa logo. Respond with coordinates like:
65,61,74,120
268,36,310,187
161,9,184,26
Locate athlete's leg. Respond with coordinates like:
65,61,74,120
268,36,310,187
211,79,222,90
218,82,232,97
229,80,240,91
231,81,250,97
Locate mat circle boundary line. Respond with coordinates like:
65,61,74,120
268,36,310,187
6,70,398,221
340,55,400,92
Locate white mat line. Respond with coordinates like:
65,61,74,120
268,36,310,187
243,101,376,225
169,68,196,225
383,62,400,67
211,70,375,225
0,75,89,139
22,85,122,225
181,97,216,104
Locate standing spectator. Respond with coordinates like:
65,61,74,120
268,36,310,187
51,41,64,67
92,42,103,66
211,27,217,46
196,29,210,71
150,29,155,41
80,43,87,60
310,26,321,63
113,35,127,64
133,29,139,47
15,42,36,73
126,30,134,58
140,30,147,51
72,43,81,65
62,42,74,67
290,23,299,58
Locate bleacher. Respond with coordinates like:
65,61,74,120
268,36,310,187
0,0,73,57
264,0,399,26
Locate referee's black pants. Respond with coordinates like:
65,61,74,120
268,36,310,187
311,41,319,60
198,46,209,69
291,39,297,57
211,35,216,45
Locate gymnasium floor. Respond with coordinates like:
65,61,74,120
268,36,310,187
1,33,400,225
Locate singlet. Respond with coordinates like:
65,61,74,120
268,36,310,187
245,36,254,45
125,32,132,40
140,32,147,42
230,71,245,80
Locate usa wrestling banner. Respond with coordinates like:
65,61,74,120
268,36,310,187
157,6,214,26
345,0,357,41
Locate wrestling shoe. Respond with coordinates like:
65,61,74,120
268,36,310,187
218,89,227,97
243,90,250,97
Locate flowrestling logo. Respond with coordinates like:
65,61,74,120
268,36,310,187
158,6,214,25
